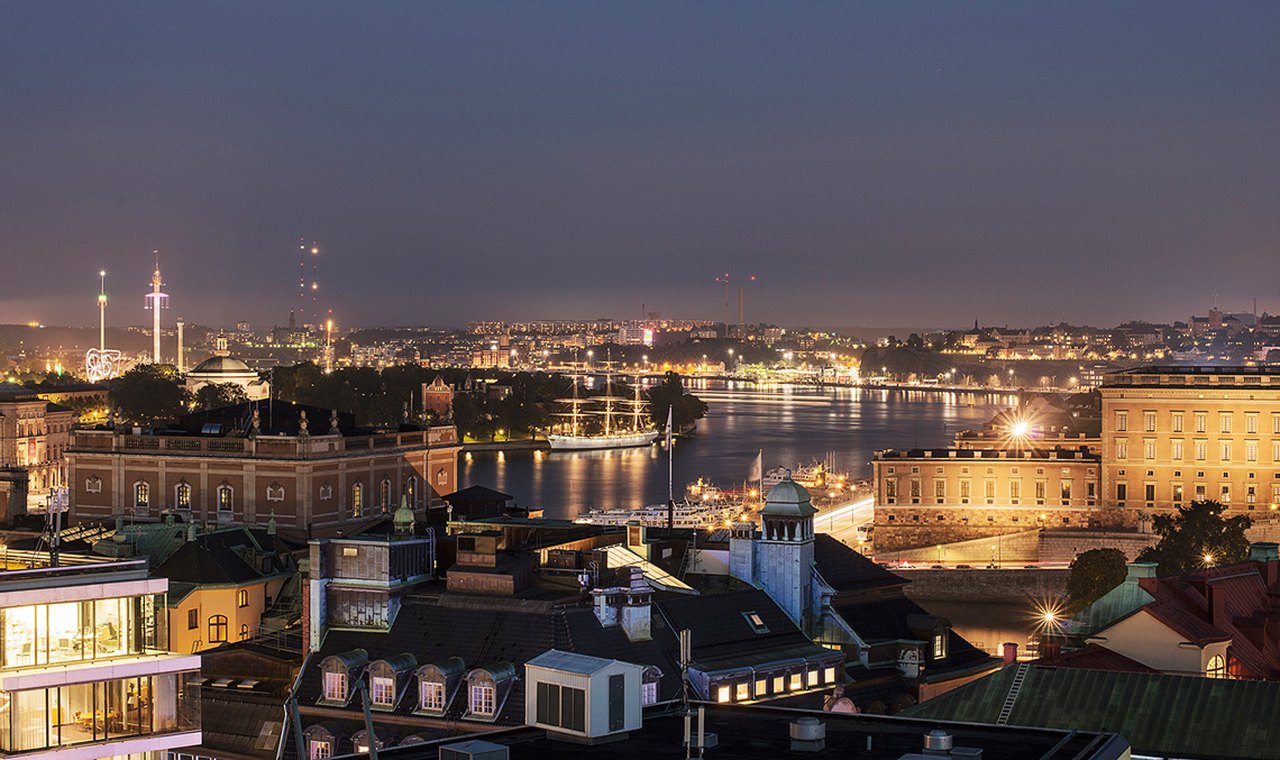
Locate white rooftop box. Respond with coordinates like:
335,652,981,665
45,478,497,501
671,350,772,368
524,649,644,740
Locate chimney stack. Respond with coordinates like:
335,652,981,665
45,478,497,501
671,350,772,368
1001,642,1018,664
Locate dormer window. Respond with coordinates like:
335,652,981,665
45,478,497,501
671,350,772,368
364,654,417,711
933,633,948,660
463,663,515,721
414,657,464,716
319,650,368,705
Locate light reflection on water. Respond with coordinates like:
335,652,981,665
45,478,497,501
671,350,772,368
462,381,1018,519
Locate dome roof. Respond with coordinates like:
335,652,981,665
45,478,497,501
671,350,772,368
761,473,818,517
190,356,253,375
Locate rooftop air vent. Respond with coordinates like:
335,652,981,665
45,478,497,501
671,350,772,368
923,728,954,754
790,717,825,752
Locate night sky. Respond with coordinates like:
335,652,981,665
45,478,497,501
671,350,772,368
3,2,1279,329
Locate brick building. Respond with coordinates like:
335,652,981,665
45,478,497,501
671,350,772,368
67,400,461,536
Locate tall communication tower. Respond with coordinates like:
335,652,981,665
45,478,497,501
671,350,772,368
97,270,107,352
144,250,169,363
298,239,320,328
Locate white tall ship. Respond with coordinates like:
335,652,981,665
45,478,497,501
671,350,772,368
547,370,660,451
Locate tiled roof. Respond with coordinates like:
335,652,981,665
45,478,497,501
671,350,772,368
907,664,1280,760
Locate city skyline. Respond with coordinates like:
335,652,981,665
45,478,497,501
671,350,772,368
4,3,1280,327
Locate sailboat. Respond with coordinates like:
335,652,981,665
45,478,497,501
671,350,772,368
547,370,660,451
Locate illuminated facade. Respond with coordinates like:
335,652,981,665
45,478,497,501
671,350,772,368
873,367,1280,553
872,448,1109,553
0,384,76,515
1100,366,1280,514
0,552,200,759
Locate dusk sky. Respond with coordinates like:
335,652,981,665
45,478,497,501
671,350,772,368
3,2,1279,330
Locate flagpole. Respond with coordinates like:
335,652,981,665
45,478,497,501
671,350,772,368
666,406,675,530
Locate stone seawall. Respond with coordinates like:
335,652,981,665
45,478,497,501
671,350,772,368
899,568,1067,602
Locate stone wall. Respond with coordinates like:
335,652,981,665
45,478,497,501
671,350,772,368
873,503,1136,553
899,568,1067,602
877,528,1043,564
1037,530,1156,562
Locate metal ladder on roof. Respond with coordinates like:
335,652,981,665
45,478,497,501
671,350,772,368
996,663,1030,726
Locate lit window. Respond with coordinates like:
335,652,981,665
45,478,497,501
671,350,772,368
736,682,750,701
217,483,233,512
323,671,348,702
176,482,192,508
772,676,785,693
823,667,836,684
421,681,445,711
208,614,228,643
237,589,249,608
716,685,731,703
1206,654,1227,679
933,633,948,659
754,678,768,697
352,482,364,516
789,673,802,691
134,481,150,509
380,478,392,510
642,682,658,705
807,669,820,687
240,623,250,640
371,676,396,707
309,740,332,760
471,684,495,716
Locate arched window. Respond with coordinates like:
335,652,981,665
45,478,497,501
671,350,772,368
352,482,364,516
406,476,417,506
240,624,251,641
217,482,234,512
1206,653,1227,679
380,478,392,511
208,614,228,643
134,481,150,509
175,481,192,509
237,589,249,608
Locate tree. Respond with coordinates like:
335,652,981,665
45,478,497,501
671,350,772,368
1137,500,1253,575
648,372,709,432
1065,548,1127,610
109,364,189,425
194,382,248,410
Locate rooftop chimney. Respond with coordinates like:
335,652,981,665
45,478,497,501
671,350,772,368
1001,642,1018,664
